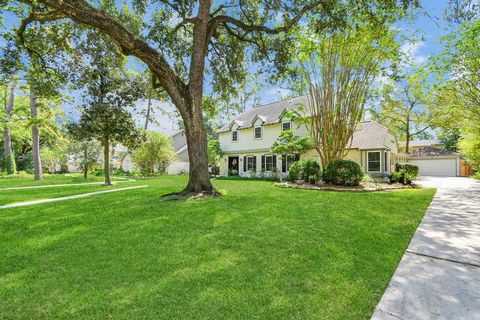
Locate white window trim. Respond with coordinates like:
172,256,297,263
285,154,295,172
367,151,382,172
281,120,292,131
246,156,255,172
232,130,238,143
253,125,263,140
265,154,274,172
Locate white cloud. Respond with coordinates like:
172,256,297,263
400,41,427,67
264,88,294,101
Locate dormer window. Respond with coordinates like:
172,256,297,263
282,121,291,131
232,130,238,142
254,126,262,140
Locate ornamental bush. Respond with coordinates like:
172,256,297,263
323,159,364,186
391,163,419,185
288,160,321,183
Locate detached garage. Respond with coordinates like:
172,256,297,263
409,157,459,177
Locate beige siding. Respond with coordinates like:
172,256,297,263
219,121,307,154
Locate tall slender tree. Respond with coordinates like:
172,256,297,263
2,80,16,174
298,24,398,167
12,0,416,194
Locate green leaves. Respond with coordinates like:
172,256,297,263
271,130,312,155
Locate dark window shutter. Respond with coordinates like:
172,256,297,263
253,156,257,172
261,155,265,171
272,155,277,169
282,155,286,173
243,156,246,172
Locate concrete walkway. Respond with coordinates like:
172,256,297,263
372,177,480,320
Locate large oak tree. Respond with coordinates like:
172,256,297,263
13,0,416,193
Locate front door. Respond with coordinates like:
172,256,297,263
228,156,239,176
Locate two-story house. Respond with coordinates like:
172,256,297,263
218,95,406,177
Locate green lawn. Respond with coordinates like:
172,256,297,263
0,174,105,188
0,175,435,319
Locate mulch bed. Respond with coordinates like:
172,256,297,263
275,181,420,192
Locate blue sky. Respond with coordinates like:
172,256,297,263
1,0,457,133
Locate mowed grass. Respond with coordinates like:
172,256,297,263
0,175,435,319
0,181,140,206
0,174,105,188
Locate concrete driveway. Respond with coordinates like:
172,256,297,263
372,176,480,320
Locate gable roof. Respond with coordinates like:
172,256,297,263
349,121,391,150
218,95,309,132
219,95,395,150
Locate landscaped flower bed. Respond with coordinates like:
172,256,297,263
275,181,420,192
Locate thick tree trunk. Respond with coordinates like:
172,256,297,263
3,84,16,174
103,140,112,185
182,106,214,193
30,87,42,181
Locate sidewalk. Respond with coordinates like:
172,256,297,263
371,177,480,320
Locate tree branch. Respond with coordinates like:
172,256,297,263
17,0,189,111
17,8,67,67
210,1,322,35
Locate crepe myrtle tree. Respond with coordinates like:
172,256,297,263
297,23,400,168
13,0,417,194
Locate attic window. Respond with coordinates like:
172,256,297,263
254,126,262,139
282,121,291,131
232,130,238,142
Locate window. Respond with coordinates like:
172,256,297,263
254,126,262,139
282,154,298,173
232,130,238,142
246,156,256,172
282,121,291,131
265,155,273,171
367,151,381,172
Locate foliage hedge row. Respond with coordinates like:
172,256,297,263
391,163,419,185
323,159,364,186
288,160,321,183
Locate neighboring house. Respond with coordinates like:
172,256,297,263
166,130,190,174
398,139,442,152
401,141,473,177
119,130,190,174
218,95,406,178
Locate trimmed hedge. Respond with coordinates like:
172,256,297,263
288,160,321,183
391,163,419,185
323,159,364,186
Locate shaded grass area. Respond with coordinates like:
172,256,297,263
0,176,435,319
0,181,140,206
0,174,106,188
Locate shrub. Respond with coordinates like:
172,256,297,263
288,160,321,183
323,159,364,186
391,163,419,185
473,171,480,180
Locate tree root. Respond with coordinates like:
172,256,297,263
160,189,222,201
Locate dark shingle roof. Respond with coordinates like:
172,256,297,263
408,146,460,158
219,96,394,150
218,95,309,132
